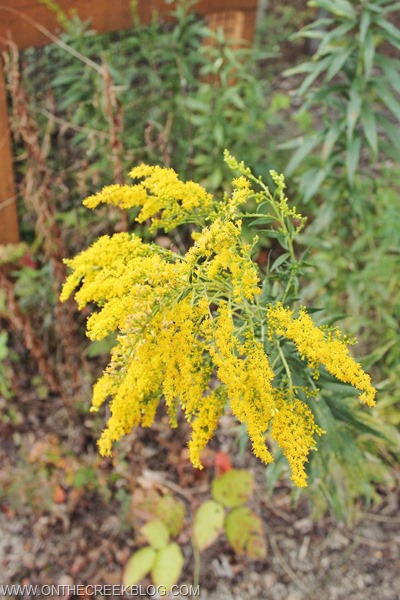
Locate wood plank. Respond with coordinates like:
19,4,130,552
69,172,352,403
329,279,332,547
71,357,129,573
0,0,258,51
0,57,19,244
206,9,256,43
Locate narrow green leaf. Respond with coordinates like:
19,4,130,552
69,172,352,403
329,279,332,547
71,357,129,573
360,103,378,155
271,252,290,272
297,57,331,96
213,123,224,147
346,135,361,184
359,10,371,46
315,22,354,58
212,469,254,508
376,83,400,121
193,500,224,550
375,56,400,94
375,16,400,43
325,46,353,81
322,122,344,162
151,543,184,590
301,168,329,202
384,2,400,12
347,88,362,140
286,135,322,175
309,0,355,19
123,547,156,586
283,62,314,78
363,31,375,79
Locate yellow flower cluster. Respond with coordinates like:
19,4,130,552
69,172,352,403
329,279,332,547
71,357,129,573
267,302,376,407
83,165,212,231
189,219,260,301
271,391,325,487
61,159,376,487
205,304,276,464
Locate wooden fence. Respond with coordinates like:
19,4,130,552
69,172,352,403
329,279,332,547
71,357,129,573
0,0,257,245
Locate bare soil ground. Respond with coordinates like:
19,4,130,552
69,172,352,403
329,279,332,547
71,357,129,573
1,381,399,600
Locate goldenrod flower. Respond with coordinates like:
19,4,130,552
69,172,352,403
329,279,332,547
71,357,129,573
61,157,376,487
267,303,376,406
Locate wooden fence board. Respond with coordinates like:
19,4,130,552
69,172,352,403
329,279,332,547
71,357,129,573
0,58,19,244
0,0,257,50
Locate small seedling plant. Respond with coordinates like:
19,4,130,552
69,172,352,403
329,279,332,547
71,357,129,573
123,469,266,590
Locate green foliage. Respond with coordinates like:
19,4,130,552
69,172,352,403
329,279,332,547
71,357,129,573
274,0,400,518
285,0,400,197
22,0,272,201
0,331,13,399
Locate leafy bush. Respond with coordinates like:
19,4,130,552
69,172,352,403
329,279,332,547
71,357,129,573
275,0,400,516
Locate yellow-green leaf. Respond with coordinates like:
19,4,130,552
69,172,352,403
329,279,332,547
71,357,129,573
123,547,156,586
151,543,184,590
193,500,224,550
211,469,254,508
140,519,170,550
155,494,186,537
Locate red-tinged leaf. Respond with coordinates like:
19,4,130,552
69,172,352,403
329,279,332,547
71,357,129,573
214,451,232,475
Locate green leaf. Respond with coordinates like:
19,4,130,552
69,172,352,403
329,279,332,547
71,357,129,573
301,167,329,202
283,62,314,78
225,507,267,559
359,10,371,46
193,500,224,550
211,469,254,508
213,123,224,147
271,252,290,272
322,122,344,162
325,46,353,81
151,543,184,590
309,0,355,19
384,1,400,12
140,519,170,550
286,135,322,175
297,57,331,96
346,135,361,184
347,88,362,140
155,495,186,537
376,83,400,121
363,31,375,79
375,16,400,43
360,103,378,155
123,547,156,586
315,22,354,57
375,56,400,94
